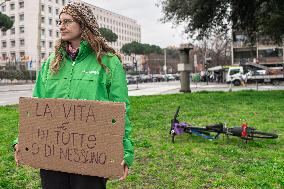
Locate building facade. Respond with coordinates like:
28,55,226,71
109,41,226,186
0,0,70,68
0,0,141,69
232,32,284,67
82,0,141,65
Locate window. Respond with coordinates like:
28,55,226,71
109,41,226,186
1,5,6,12
56,31,59,37
259,48,283,58
56,8,59,15
19,26,24,33
229,69,241,76
62,0,66,5
10,28,15,35
2,41,7,48
41,29,45,36
41,53,46,59
19,14,24,21
49,18,52,25
49,30,53,37
48,6,52,14
2,53,7,60
10,15,15,21
41,4,45,12
2,30,6,36
56,0,59,3
41,41,45,47
20,39,25,46
49,41,53,48
41,17,45,24
10,3,15,11
10,40,15,47
234,34,248,43
20,51,25,57
19,1,24,8
11,52,16,59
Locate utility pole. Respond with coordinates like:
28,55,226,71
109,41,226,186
281,37,284,76
132,54,139,89
282,46,284,79
231,35,234,65
204,49,208,85
164,49,167,81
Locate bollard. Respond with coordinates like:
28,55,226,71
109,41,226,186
178,44,194,93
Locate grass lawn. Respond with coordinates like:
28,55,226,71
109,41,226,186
0,90,283,189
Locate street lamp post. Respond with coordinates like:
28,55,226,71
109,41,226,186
132,54,139,89
164,49,167,82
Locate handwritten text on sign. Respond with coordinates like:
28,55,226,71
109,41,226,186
18,97,125,179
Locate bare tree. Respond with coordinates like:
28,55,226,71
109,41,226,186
193,32,231,67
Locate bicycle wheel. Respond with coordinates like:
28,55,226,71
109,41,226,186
251,131,278,139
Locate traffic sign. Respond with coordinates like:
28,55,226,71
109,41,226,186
27,61,33,70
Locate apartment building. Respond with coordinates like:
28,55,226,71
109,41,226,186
0,0,70,67
0,0,141,68
82,0,141,64
232,32,284,67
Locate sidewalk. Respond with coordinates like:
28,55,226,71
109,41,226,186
128,81,284,96
1,81,283,94
1,81,284,106
0,84,34,92
128,81,181,96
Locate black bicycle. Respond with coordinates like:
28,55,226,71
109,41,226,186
170,106,278,143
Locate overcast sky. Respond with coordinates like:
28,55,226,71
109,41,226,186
83,0,189,48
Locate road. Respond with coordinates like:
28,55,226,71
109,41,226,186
1,81,284,106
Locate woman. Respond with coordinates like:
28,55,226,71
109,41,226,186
13,2,134,188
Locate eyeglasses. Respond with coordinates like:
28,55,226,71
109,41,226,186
56,19,76,26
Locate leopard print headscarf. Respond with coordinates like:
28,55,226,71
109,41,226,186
60,2,101,37
50,1,120,74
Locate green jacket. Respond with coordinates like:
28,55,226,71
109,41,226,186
14,40,134,167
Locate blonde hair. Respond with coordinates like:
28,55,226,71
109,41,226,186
50,27,121,73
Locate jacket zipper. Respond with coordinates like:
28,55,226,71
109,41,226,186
67,61,76,98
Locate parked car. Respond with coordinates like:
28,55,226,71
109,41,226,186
132,75,141,83
144,74,152,82
173,73,180,80
126,75,136,84
152,74,164,82
164,74,175,81
139,74,152,83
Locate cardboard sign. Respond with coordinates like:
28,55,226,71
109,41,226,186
18,97,125,179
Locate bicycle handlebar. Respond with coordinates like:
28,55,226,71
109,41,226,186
173,106,180,121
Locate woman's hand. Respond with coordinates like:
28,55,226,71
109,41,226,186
14,144,19,166
119,160,129,181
